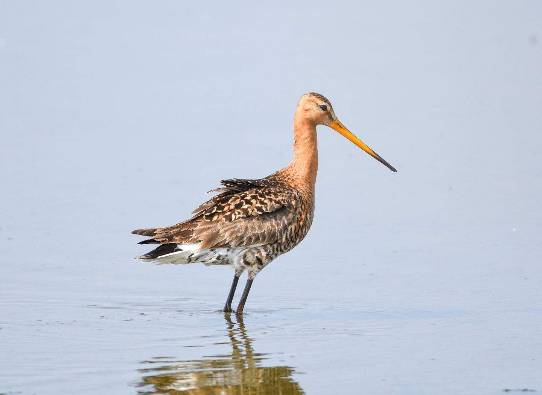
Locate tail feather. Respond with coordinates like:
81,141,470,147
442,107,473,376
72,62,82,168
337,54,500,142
132,228,158,236
132,224,195,245
133,224,202,263
139,243,179,260
137,242,203,264
138,238,160,245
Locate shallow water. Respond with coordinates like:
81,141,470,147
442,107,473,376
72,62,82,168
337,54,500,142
1,1,542,394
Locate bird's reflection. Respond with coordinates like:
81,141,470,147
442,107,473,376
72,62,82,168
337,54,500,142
137,314,304,394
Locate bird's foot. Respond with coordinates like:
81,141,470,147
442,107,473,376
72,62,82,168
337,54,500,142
223,305,233,313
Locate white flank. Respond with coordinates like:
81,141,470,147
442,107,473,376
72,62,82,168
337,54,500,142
153,243,201,264
150,243,249,269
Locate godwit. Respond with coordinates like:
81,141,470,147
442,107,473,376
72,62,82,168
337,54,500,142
132,92,396,314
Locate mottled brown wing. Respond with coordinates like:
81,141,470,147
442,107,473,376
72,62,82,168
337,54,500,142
135,178,301,249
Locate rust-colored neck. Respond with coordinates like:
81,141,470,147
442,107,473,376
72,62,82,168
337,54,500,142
289,112,318,189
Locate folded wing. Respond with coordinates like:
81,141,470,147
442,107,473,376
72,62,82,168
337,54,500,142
132,178,300,250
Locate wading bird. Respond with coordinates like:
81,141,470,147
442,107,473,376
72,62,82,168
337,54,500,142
132,92,396,314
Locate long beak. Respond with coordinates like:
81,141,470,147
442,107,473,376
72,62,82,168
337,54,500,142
329,120,397,172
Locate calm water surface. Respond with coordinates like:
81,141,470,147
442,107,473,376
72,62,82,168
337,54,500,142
1,1,542,394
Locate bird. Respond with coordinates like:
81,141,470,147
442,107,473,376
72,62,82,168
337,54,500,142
132,92,396,315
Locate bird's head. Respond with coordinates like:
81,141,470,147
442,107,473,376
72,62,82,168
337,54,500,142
297,92,397,172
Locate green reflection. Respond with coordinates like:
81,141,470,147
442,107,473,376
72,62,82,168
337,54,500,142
138,315,304,394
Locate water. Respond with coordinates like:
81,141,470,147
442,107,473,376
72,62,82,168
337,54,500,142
1,1,542,394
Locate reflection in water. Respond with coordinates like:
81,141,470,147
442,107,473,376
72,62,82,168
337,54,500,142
137,315,304,394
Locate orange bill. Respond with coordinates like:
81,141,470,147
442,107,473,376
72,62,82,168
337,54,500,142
329,120,397,172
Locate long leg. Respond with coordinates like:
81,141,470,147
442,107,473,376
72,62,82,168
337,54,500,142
223,275,240,313
236,279,253,315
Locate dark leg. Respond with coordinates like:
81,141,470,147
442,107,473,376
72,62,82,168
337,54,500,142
223,275,240,313
236,279,253,315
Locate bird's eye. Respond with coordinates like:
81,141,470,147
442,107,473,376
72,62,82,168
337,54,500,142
319,104,328,111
